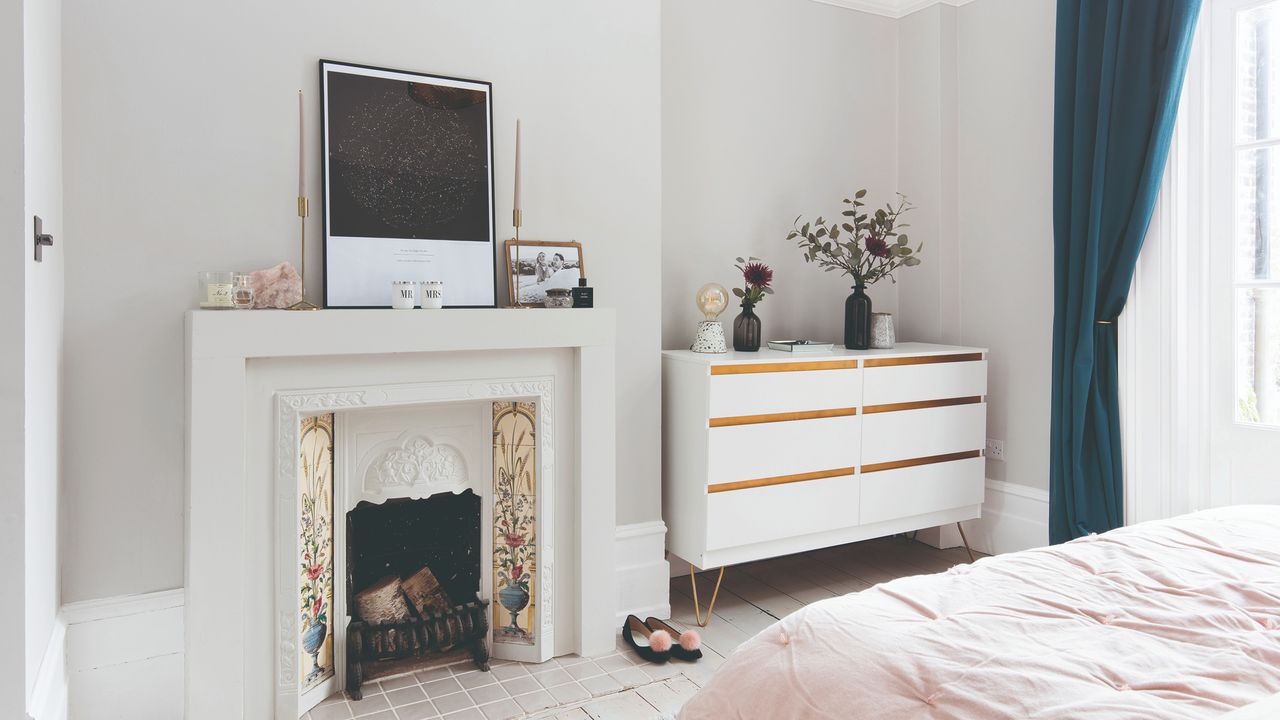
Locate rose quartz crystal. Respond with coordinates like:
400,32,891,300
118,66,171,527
249,261,302,308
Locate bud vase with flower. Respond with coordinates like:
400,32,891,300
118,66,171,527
731,257,773,352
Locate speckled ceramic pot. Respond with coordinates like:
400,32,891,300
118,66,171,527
869,312,896,349
691,320,727,353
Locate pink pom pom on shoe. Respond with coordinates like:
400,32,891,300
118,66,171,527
649,629,673,652
679,630,701,651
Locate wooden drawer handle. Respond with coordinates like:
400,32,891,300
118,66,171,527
861,450,982,474
711,360,860,375
709,407,858,427
862,396,983,415
707,467,855,494
863,353,983,368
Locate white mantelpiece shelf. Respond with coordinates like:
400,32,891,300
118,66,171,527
185,307,617,720
187,307,616,358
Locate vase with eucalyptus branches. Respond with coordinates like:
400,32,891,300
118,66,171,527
789,189,922,349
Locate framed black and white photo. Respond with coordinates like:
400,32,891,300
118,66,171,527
504,240,585,307
321,60,496,307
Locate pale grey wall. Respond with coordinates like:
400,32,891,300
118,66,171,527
661,0,899,351
894,0,1056,493
895,4,960,346
61,0,661,602
1,0,27,713
956,0,1055,491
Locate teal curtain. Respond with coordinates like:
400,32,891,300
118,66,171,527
1050,0,1201,544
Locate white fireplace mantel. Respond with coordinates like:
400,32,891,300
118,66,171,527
185,308,617,720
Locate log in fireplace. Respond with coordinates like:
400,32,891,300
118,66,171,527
344,491,490,698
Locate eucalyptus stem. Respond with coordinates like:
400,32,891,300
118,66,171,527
788,189,923,287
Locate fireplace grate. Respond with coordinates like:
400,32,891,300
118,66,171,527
345,597,491,699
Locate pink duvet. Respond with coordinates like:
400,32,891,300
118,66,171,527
679,506,1280,719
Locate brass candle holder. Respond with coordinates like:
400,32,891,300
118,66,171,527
287,196,319,311
509,208,528,309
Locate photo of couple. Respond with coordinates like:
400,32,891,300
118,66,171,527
505,240,585,306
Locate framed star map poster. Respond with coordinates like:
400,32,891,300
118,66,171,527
320,60,497,307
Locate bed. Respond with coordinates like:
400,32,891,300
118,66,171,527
678,506,1280,719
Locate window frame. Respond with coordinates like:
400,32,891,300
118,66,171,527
1216,0,1280,429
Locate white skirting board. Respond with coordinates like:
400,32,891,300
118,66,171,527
45,589,184,720
28,617,67,720
39,523,668,719
614,520,671,623
918,479,1049,554
958,479,1050,555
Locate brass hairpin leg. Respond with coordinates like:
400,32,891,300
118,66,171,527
689,564,725,628
956,522,976,563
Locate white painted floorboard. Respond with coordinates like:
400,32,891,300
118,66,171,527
307,537,979,720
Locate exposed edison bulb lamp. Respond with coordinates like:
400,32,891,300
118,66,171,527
691,283,729,353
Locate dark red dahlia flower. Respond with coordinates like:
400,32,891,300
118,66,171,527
866,234,890,258
742,261,773,289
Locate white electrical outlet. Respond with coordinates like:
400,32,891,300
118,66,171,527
985,438,1005,461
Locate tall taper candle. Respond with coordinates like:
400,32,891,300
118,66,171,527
298,90,305,198
513,119,522,213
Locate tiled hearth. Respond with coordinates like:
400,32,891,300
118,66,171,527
306,638,703,720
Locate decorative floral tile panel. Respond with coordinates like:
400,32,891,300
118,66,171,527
299,413,335,690
492,401,537,646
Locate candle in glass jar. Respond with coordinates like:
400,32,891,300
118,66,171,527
199,271,235,309
420,281,444,309
391,281,417,309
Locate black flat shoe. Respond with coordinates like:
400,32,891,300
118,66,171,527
647,617,702,661
622,614,671,663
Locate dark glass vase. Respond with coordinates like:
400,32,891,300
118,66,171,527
845,284,872,350
733,301,762,352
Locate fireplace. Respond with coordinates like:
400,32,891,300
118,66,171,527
184,310,621,720
291,396,550,713
343,493,489,699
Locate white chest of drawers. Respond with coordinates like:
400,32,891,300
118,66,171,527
662,343,987,569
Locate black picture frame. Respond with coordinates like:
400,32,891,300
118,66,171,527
320,60,497,308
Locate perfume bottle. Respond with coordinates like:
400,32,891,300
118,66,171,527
572,277,593,308
232,273,255,310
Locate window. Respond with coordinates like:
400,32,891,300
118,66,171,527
1122,0,1280,517
1233,1,1280,425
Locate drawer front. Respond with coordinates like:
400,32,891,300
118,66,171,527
709,366,861,418
707,415,860,487
706,474,860,551
862,359,987,408
860,456,985,525
860,403,986,466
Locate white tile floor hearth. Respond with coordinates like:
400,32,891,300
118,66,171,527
306,537,979,720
